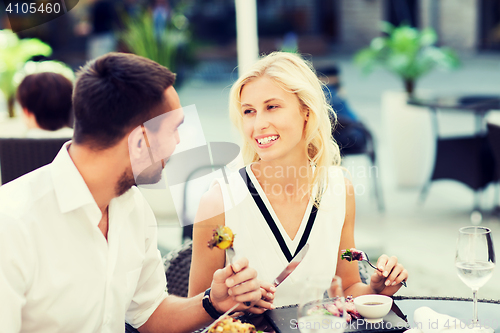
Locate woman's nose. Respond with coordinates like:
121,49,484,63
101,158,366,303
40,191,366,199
254,111,269,130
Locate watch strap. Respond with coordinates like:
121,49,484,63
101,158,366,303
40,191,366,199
202,288,223,320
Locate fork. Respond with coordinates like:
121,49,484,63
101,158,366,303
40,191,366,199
226,247,252,306
362,251,407,288
343,249,407,288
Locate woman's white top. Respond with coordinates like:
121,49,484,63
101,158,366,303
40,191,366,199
213,164,346,306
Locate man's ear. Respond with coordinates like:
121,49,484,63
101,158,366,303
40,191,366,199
128,126,147,160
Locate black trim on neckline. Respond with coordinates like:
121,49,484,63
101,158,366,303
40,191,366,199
239,167,318,262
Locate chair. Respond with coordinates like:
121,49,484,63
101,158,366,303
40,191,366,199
332,114,385,212
163,240,193,297
487,122,500,214
419,135,496,210
0,138,69,185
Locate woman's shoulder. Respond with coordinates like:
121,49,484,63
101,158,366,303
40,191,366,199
197,182,224,224
326,165,346,181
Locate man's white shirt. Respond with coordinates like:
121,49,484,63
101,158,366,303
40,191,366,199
0,142,168,332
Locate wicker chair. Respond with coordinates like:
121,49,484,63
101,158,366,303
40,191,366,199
163,240,193,297
0,138,68,185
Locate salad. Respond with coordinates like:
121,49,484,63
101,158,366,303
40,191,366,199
208,317,256,333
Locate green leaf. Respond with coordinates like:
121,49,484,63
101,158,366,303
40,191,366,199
352,23,460,91
0,29,52,98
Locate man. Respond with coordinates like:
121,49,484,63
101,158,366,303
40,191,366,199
0,53,273,333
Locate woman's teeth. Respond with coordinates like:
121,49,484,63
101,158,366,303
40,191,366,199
257,135,279,145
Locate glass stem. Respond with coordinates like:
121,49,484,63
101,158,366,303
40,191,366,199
472,289,478,325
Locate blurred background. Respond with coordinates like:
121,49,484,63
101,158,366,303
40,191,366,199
1,0,500,300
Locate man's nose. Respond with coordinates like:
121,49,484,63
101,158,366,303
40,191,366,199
175,130,180,144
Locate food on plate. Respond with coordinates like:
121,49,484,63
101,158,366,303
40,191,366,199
208,225,235,250
208,317,256,333
306,296,361,322
345,296,362,321
340,248,365,262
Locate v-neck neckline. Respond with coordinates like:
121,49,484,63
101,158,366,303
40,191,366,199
240,165,319,262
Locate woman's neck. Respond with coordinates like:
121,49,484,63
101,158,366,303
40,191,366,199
251,159,312,201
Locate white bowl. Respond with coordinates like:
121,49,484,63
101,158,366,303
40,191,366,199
353,294,393,323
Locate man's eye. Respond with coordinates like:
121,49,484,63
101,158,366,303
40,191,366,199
268,105,278,110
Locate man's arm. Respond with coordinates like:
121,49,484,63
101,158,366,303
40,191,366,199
0,215,34,332
138,257,267,333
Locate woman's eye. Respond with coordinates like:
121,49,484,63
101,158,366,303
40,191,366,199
268,105,278,110
243,109,253,115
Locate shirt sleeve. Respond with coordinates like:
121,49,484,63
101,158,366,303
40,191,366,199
0,214,35,332
125,194,168,328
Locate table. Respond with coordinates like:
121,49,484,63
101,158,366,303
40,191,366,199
245,296,500,333
407,95,500,210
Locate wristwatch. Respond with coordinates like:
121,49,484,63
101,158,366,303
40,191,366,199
202,288,224,319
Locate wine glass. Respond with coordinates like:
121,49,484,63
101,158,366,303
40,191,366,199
297,275,346,333
455,226,496,332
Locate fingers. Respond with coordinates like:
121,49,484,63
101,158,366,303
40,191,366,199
385,263,403,286
377,255,395,278
230,286,262,305
377,255,408,287
392,268,408,286
260,280,277,294
246,298,275,314
212,257,250,285
231,257,249,274
260,285,275,302
225,266,257,289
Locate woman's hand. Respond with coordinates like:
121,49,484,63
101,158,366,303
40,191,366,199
246,280,276,314
209,257,268,313
369,255,408,296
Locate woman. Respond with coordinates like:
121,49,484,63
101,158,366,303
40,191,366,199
188,52,408,307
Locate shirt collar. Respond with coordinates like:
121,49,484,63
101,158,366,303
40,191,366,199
50,141,98,214
50,142,137,219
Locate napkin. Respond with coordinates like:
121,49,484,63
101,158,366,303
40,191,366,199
404,307,473,333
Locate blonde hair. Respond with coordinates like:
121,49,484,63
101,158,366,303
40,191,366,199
229,52,341,205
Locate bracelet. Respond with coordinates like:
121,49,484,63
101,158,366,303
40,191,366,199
202,288,224,320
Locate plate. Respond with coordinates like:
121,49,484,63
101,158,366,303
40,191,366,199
263,303,410,333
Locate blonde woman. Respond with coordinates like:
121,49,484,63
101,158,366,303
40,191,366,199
188,52,408,307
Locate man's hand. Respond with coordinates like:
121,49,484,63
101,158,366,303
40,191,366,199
369,255,408,296
209,257,272,313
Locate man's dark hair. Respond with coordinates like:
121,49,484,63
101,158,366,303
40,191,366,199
72,52,176,149
16,72,73,131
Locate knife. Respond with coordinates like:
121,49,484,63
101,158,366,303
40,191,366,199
273,243,309,287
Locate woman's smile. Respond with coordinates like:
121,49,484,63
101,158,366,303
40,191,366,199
255,134,280,148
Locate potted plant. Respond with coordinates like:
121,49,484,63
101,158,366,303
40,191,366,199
354,22,460,98
353,23,460,187
0,29,52,118
120,8,194,86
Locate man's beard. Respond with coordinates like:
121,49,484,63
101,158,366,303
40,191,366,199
115,161,164,196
